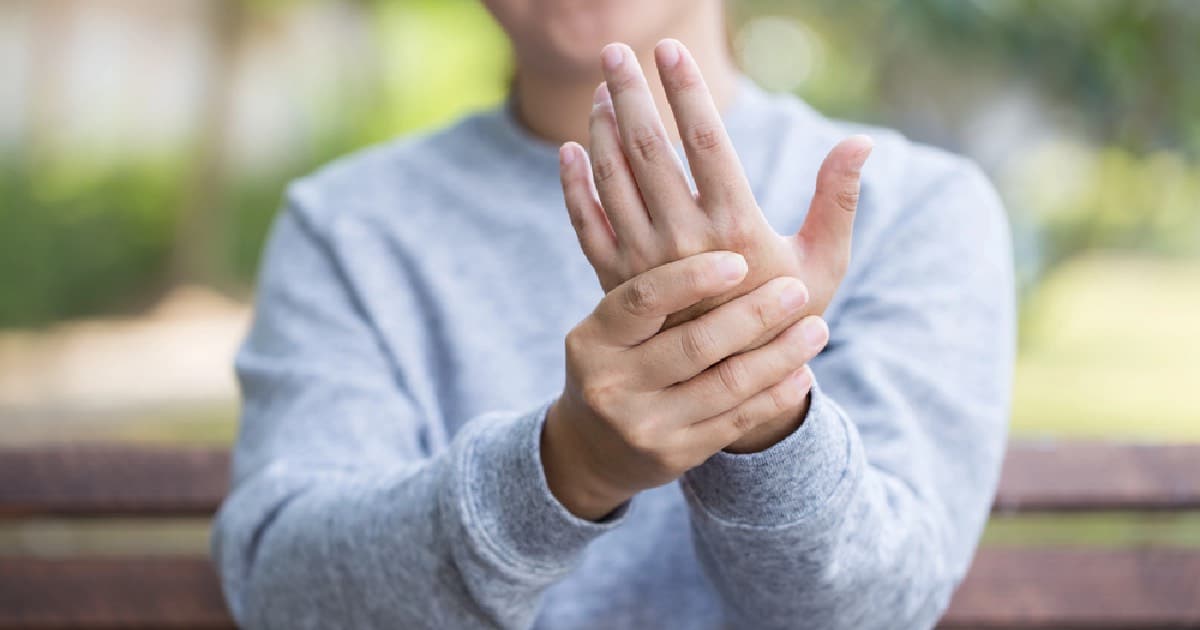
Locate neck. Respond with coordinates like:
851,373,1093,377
512,8,738,147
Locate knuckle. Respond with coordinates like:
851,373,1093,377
592,156,620,184
668,68,704,93
580,381,619,414
715,358,752,399
638,412,666,430
679,261,709,292
834,187,860,212
609,72,641,95
622,278,659,316
785,336,812,366
767,381,800,413
681,324,720,367
622,424,659,455
749,298,775,331
712,214,754,251
626,249,658,275
564,328,587,357
664,233,700,260
629,125,667,163
839,157,866,179
728,407,757,436
776,326,811,361
684,122,724,153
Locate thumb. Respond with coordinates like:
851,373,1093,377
795,135,874,274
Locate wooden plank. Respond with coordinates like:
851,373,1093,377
1,442,1198,518
1,551,1197,628
0,556,234,629
940,548,1200,628
0,446,229,518
994,443,1200,513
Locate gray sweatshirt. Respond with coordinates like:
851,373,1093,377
213,80,1014,629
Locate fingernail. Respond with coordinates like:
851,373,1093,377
850,135,874,165
601,44,625,71
657,39,681,68
559,144,575,166
593,82,611,106
801,317,829,348
716,253,747,282
780,282,809,311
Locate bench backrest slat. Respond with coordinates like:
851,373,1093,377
0,557,233,629
2,550,1196,629
0,446,229,518
941,548,1200,628
994,443,1200,512
3,551,1197,629
3,443,1199,517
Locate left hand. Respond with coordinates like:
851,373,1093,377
558,39,873,452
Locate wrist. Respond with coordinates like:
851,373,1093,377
542,399,631,521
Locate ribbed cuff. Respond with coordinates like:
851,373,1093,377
682,384,860,528
455,403,628,576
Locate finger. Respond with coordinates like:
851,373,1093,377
639,277,811,388
590,82,654,250
655,38,756,213
600,42,695,230
663,315,828,424
686,365,814,455
560,142,618,272
796,135,874,274
591,251,748,347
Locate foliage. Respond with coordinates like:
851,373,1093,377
219,0,511,285
736,0,1200,281
0,156,181,326
1,0,1197,326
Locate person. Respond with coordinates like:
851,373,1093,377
212,1,1014,628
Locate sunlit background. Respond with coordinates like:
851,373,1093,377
1,0,1197,453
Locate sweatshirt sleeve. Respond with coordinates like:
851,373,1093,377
680,162,1015,629
211,199,624,629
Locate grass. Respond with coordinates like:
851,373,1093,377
105,403,239,445
1012,254,1200,441
982,512,1200,548
0,519,210,557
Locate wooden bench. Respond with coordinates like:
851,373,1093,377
1,443,1198,628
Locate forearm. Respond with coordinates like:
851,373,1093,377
214,405,618,629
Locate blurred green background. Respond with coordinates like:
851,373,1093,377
1,0,1197,445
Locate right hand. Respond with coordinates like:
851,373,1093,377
542,251,831,520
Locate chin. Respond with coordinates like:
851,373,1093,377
483,0,700,79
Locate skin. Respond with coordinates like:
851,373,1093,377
480,2,871,519
482,0,737,145
559,41,872,453
541,251,827,519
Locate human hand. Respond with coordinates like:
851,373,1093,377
558,39,872,451
542,251,829,520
